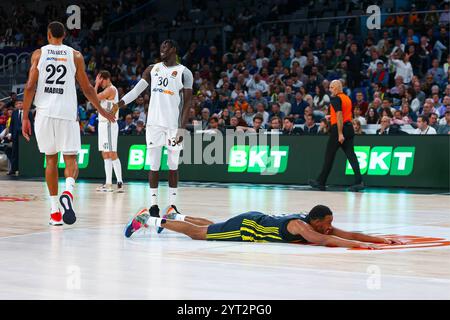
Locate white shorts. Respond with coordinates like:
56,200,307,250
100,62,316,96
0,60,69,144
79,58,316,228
35,113,81,155
146,125,182,151
98,121,119,152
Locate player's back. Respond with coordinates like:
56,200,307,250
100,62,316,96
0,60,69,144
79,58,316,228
238,211,310,243
34,44,78,121
148,62,187,129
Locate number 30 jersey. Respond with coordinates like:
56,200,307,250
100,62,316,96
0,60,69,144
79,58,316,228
34,44,78,121
148,62,193,129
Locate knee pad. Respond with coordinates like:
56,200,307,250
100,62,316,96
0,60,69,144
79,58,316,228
167,149,181,170
148,146,163,171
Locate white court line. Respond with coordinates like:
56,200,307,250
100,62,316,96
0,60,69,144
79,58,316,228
2,226,450,286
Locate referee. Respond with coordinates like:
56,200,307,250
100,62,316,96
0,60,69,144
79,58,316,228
309,80,364,192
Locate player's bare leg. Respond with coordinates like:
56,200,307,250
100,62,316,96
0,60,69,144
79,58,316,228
60,154,78,225
46,154,62,226
159,219,208,240
157,205,214,233
125,207,210,239
185,216,214,226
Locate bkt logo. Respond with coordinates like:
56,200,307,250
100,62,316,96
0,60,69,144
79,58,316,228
228,145,289,174
346,146,415,176
128,145,169,170
43,145,90,169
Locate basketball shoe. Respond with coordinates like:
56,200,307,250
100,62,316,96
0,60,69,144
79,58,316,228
49,210,63,226
124,208,150,238
116,182,125,193
157,205,180,234
96,184,114,192
60,191,76,225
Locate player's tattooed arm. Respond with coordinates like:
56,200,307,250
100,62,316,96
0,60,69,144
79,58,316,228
22,49,41,141
116,64,153,109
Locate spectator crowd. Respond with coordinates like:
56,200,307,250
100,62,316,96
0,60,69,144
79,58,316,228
1,0,450,156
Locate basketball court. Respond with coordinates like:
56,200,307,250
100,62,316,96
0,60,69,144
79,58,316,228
1,179,449,299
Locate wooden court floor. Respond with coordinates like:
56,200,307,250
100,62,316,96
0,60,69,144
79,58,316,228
0,179,449,299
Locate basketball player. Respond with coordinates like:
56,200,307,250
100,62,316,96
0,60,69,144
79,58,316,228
21,22,116,225
113,40,193,221
94,70,124,193
124,205,404,249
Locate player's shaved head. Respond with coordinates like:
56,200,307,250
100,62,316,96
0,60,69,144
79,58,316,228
330,80,343,96
47,21,65,39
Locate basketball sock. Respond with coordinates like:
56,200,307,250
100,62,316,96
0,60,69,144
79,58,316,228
112,159,123,183
150,188,158,206
104,159,113,185
169,187,177,206
65,177,75,194
147,217,166,228
174,214,185,221
50,195,59,212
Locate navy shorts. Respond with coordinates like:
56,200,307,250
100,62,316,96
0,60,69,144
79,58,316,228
206,211,285,242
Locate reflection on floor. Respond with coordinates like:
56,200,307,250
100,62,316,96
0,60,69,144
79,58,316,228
0,180,449,299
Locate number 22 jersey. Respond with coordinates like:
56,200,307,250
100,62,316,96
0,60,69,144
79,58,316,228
34,44,78,121
148,62,192,129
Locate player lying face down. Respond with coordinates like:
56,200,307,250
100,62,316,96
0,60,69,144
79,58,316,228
124,205,404,249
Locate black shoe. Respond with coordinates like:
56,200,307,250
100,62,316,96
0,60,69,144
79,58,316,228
6,171,15,176
348,182,365,192
149,205,160,217
116,182,125,193
308,179,326,191
170,204,181,214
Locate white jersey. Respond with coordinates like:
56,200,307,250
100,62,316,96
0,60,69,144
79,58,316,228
34,44,78,121
98,85,119,122
148,62,192,129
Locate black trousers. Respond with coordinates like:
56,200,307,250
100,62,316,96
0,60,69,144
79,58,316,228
317,123,362,185
11,138,19,172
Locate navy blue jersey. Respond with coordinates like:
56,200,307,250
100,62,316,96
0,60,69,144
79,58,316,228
206,211,309,243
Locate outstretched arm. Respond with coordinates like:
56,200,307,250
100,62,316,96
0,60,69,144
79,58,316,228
22,49,41,141
289,220,381,249
331,227,404,245
116,65,153,109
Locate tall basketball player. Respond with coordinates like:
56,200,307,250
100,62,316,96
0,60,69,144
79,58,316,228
113,39,193,221
94,70,124,193
21,22,116,225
